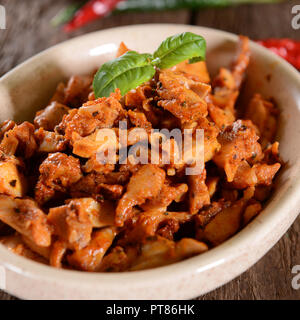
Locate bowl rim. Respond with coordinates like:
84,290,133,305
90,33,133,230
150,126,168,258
1,23,300,295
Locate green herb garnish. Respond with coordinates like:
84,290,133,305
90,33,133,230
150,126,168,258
93,32,206,98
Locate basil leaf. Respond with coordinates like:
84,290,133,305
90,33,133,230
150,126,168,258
93,32,207,98
153,32,206,69
188,56,205,64
93,51,155,98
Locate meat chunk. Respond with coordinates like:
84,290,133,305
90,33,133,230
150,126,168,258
71,127,119,158
188,169,210,215
170,60,210,83
253,163,281,186
242,201,262,226
0,195,51,247
82,154,115,174
211,87,238,115
128,110,152,133
125,85,161,127
70,172,124,200
206,176,219,197
229,161,280,189
0,155,26,197
98,246,130,272
35,128,67,153
121,210,192,245
67,227,116,271
263,141,281,165
50,198,115,232
97,183,124,200
157,70,209,124
229,160,258,189
212,36,250,112
195,117,220,162
0,129,19,156
78,90,125,128
208,101,235,129
195,201,226,228
116,165,166,226
232,35,251,89
35,153,82,204
34,102,70,131
38,153,82,191
56,90,125,142
55,108,100,141
244,94,278,147
130,236,208,271
49,240,67,268
213,120,262,182
48,199,93,250
0,120,15,139
175,238,208,260
125,84,153,108
196,199,245,246
0,122,37,158
78,198,115,228
141,183,188,212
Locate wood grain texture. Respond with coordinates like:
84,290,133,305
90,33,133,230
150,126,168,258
0,0,189,77
0,0,300,300
194,1,300,39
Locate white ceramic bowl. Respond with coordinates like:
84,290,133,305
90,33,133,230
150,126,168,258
0,24,300,300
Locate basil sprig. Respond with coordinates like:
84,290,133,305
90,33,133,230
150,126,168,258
153,32,206,69
93,32,206,98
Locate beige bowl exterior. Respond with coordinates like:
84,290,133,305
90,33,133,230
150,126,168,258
0,24,300,300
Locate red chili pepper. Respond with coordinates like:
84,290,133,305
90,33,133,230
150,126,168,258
256,39,300,70
64,0,124,32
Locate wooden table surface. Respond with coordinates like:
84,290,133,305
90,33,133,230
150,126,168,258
0,0,299,300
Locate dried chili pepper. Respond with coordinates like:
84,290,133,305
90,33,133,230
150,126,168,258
64,0,124,32
257,39,300,70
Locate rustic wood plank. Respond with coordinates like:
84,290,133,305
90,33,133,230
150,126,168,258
194,1,300,39
0,0,190,77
